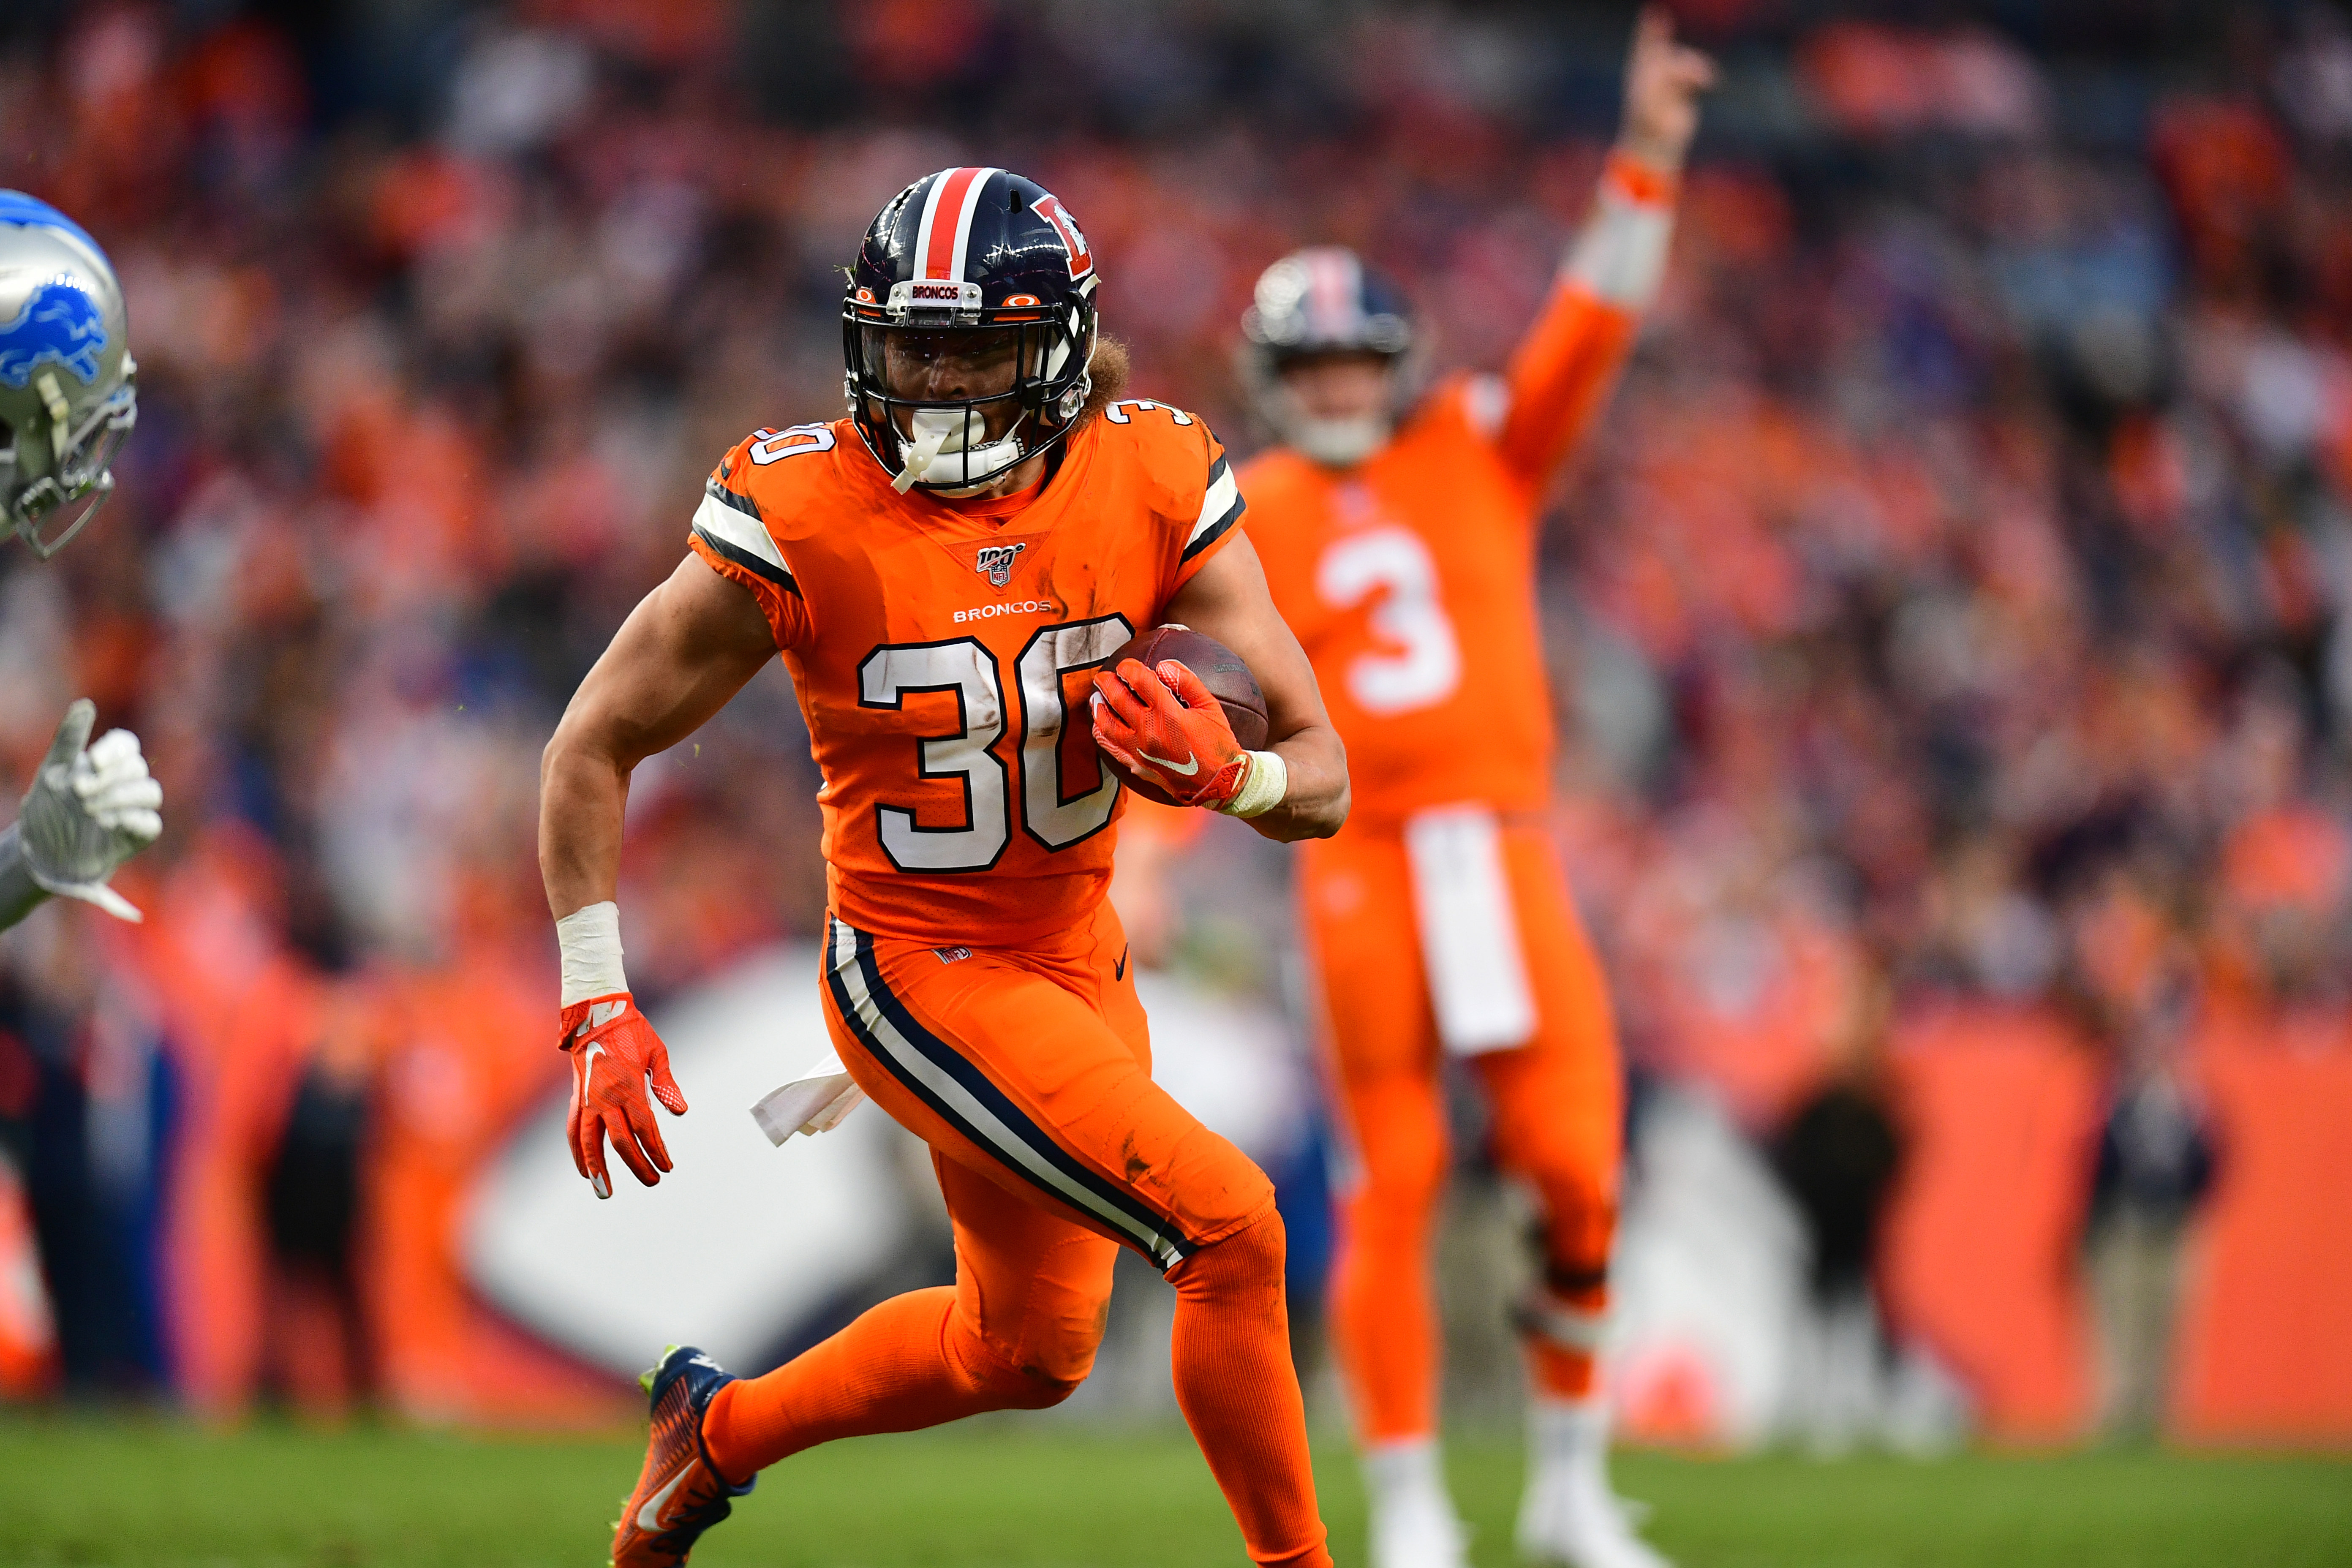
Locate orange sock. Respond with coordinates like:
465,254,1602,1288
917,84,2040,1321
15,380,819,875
700,1285,1077,1482
1528,1339,1598,1399
1168,1210,1333,1568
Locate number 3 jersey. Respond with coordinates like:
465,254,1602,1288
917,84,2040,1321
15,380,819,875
1243,278,1643,833
687,404,1245,947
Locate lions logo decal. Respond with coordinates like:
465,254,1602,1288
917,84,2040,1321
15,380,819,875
975,542,1026,588
0,280,107,389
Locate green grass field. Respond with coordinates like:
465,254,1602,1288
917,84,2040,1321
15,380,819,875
3,1414,2347,1568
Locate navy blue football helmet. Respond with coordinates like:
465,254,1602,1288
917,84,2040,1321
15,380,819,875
1240,246,1414,363
843,167,1099,495
1238,247,1421,467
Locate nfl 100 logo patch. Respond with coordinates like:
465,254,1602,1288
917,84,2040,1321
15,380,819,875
975,542,1026,588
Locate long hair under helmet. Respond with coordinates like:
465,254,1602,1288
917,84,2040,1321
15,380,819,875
844,167,1099,496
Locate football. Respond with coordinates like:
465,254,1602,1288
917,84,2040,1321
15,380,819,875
1096,624,1270,806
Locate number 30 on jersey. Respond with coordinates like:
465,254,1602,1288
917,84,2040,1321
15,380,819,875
857,616,1134,872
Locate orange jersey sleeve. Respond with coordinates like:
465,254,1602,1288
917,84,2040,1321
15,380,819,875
1487,151,1677,487
1094,396,1246,602
686,425,830,651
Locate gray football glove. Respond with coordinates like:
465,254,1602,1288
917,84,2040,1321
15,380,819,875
19,698,163,922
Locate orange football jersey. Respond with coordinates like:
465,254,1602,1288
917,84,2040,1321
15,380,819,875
688,403,1244,947
1244,282,1639,830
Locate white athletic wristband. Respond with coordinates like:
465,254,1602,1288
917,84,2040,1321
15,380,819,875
1565,188,1674,309
1217,750,1288,819
558,900,628,1005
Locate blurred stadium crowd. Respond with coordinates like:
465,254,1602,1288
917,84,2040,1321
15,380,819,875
2,0,2350,1431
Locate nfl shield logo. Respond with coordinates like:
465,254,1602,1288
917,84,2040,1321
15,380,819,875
975,542,1026,588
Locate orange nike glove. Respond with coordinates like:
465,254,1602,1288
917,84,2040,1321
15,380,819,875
1091,658,1250,809
559,993,688,1198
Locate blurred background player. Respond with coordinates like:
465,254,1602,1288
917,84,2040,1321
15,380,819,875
539,167,1351,1567
1236,13,1710,1568
0,192,161,934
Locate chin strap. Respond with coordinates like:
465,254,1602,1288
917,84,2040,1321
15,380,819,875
1291,413,1390,467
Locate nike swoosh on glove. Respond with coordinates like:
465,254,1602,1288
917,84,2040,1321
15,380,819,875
1090,658,1251,809
561,994,689,1198
19,700,164,923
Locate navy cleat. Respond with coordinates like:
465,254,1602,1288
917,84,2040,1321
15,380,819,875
608,1344,755,1568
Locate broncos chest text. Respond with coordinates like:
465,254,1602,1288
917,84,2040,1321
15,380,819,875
822,525,1154,875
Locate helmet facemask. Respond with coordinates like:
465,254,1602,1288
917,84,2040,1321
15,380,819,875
1,360,136,558
1252,364,1396,466
844,285,1096,497
1239,343,1421,469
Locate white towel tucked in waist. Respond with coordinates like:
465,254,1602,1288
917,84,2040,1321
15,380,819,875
751,1048,868,1143
1405,804,1536,1055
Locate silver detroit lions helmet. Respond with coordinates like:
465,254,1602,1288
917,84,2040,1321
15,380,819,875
0,193,136,558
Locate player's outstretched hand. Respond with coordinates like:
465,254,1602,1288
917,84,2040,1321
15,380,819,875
560,994,689,1198
1092,658,1250,810
19,698,163,923
1620,5,1718,174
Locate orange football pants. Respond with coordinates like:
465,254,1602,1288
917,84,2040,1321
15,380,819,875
702,899,1330,1568
1301,819,1622,1444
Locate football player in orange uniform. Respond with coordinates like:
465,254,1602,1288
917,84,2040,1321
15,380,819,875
1238,14,1711,1568
539,166,1349,1568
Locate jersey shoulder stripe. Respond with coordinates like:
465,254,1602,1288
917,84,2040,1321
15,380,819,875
1088,398,1241,569
724,422,860,542
692,479,799,593
1182,452,1244,564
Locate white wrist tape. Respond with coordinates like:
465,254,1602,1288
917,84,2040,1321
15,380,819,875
1565,191,1674,309
1217,750,1288,819
558,900,627,1005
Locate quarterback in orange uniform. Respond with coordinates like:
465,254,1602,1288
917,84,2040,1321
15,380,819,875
1239,14,1712,1568
539,166,1349,1568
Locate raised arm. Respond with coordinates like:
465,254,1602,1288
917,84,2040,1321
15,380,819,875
540,555,780,920
1494,6,1713,486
